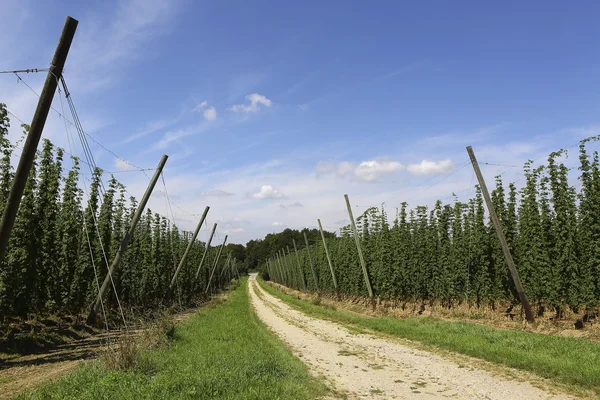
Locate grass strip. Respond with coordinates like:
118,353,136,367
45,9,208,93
17,278,328,400
258,278,600,396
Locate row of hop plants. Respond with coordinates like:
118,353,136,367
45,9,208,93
0,104,228,323
264,136,600,316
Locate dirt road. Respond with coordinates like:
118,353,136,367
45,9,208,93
248,273,574,399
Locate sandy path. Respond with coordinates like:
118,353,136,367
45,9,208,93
248,274,575,400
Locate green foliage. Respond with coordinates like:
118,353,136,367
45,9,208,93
0,112,232,322
261,138,600,314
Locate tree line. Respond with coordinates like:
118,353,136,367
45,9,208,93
262,136,600,316
0,104,241,322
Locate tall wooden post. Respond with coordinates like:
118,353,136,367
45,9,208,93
0,17,78,262
344,194,374,298
466,146,535,323
205,235,227,294
303,232,319,292
165,206,209,299
317,219,338,292
292,240,307,290
194,223,217,280
87,154,168,324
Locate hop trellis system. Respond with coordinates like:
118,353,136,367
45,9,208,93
0,17,237,327
263,136,600,321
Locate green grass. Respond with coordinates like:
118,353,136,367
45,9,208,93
18,278,329,400
258,278,600,396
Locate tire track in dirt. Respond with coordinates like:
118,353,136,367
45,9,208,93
248,274,575,399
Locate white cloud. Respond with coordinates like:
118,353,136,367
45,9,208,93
354,160,404,182
203,106,217,121
192,100,217,121
252,185,284,199
114,158,133,171
337,161,355,177
298,104,309,111
319,159,405,181
407,159,455,176
272,221,283,227
230,93,272,113
316,161,335,176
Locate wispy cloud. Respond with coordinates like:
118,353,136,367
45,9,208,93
279,201,303,209
198,189,235,197
114,158,132,171
120,109,185,145
230,93,272,113
69,0,181,92
152,120,213,150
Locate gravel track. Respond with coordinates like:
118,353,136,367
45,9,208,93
248,273,575,399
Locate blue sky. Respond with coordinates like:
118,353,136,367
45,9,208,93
1,0,600,243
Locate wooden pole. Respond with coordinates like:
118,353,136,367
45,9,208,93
344,194,374,298
205,235,227,294
165,206,209,299
275,255,284,284
233,259,240,279
292,240,307,290
466,146,535,323
87,154,168,324
220,253,232,278
317,219,338,292
278,251,288,286
280,249,289,286
0,16,78,262
303,232,319,292
194,223,217,280
285,247,298,289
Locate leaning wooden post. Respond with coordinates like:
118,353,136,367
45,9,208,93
274,256,280,283
280,249,290,286
205,235,227,294
220,253,232,278
292,240,307,290
165,206,210,300
278,251,289,286
233,259,240,279
303,232,320,292
194,223,217,280
87,154,168,324
317,219,338,293
268,259,275,281
275,255,285,284
0,17,78,262
466,146,535,322
274,257,282,283
344,194,374,299
286,247,299,289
